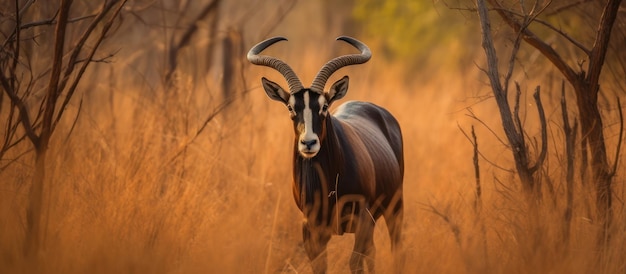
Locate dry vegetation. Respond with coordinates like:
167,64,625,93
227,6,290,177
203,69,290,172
1,1,625,273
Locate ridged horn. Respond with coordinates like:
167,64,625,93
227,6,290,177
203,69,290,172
247,37,304,93
309,36,371,93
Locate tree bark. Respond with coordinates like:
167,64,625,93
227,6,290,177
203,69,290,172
25,0,71,258
579,0,622,244
561,81,577,246
485,0,622,245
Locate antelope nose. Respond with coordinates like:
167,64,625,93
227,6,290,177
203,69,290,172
300,139,317,149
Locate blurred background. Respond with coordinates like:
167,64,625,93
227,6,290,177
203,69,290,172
1,0,626,273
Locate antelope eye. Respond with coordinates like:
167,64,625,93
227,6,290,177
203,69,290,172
287,105,296,119
322,104,329,112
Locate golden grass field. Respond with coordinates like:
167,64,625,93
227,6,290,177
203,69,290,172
1,1,625,273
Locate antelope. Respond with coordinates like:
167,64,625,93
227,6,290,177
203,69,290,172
248,36,404,273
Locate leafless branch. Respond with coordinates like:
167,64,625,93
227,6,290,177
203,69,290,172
54,0,128,131
610,97,623,177
478,0,550,192
40,0,72,151
458,123,513,173
486,0,579,85
524,16,590,55
165,0,220,83
2,11,99,52
546,0,593,16
503,29,523,95
513,83,525,151
478,0,504,96
11,0,21,84
465,108,509,148
586,0,622,94
561,80,577,245
528,86,548,173
491,3,592,55
165,88,248,165
57,0,122,95
493,176,517,203
420,202,461,246
0,73,39,147
62,95,83,144
0,147,33,171
472,125,482,210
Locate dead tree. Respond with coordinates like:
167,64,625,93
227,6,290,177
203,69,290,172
483,0,622,245
164,0,221,85
476,0,548,199
0,0,127,258
561,81,578,246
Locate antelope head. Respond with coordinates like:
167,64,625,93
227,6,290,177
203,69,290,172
247,36,371,158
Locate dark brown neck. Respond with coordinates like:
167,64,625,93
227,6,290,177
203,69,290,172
292,116,343,222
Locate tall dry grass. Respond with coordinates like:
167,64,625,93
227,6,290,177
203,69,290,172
1,56,624,273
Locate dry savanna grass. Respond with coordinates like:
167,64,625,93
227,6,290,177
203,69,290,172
2,60,625,273
1,2,625,273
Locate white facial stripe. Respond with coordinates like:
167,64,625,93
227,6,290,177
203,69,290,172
302,91,316,141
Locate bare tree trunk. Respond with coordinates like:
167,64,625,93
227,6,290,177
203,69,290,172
484,0,622,245
577,0,620,234
25,0,71,257
561,81,577,247
25,146,48,258
574,79,613,242
0,0,128,259
476,0,549,200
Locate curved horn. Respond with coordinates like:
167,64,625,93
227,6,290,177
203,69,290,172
247,37,304,93
310,36,371,93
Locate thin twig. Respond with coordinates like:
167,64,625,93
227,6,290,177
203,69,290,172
62,95,83,144
166,91,241,164
513,82,525,151
472,125,482,210
610,97,623,177
486,0,579,85
465,108,509,148
40,0,72,152
458,123,513,172
503,16,526,93
0,74,39,147
491,4,591,55
419,202,461,246
54,0,128,132
1,11,99,51
56,0,121,95
546,0,593,16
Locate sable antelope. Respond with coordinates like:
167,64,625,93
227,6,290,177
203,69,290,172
248,36,404,273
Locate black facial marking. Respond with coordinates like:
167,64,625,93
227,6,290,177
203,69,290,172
289,90,326,143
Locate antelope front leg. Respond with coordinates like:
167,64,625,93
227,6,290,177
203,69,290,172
302,221,331,274
350,208,376,273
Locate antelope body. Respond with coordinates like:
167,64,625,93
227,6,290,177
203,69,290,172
248,36,404,273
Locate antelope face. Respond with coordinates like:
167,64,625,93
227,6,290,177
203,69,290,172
248,36,368,158
261,76,349,158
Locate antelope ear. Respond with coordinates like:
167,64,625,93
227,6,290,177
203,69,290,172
261,77,290,103
328,75,349,105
